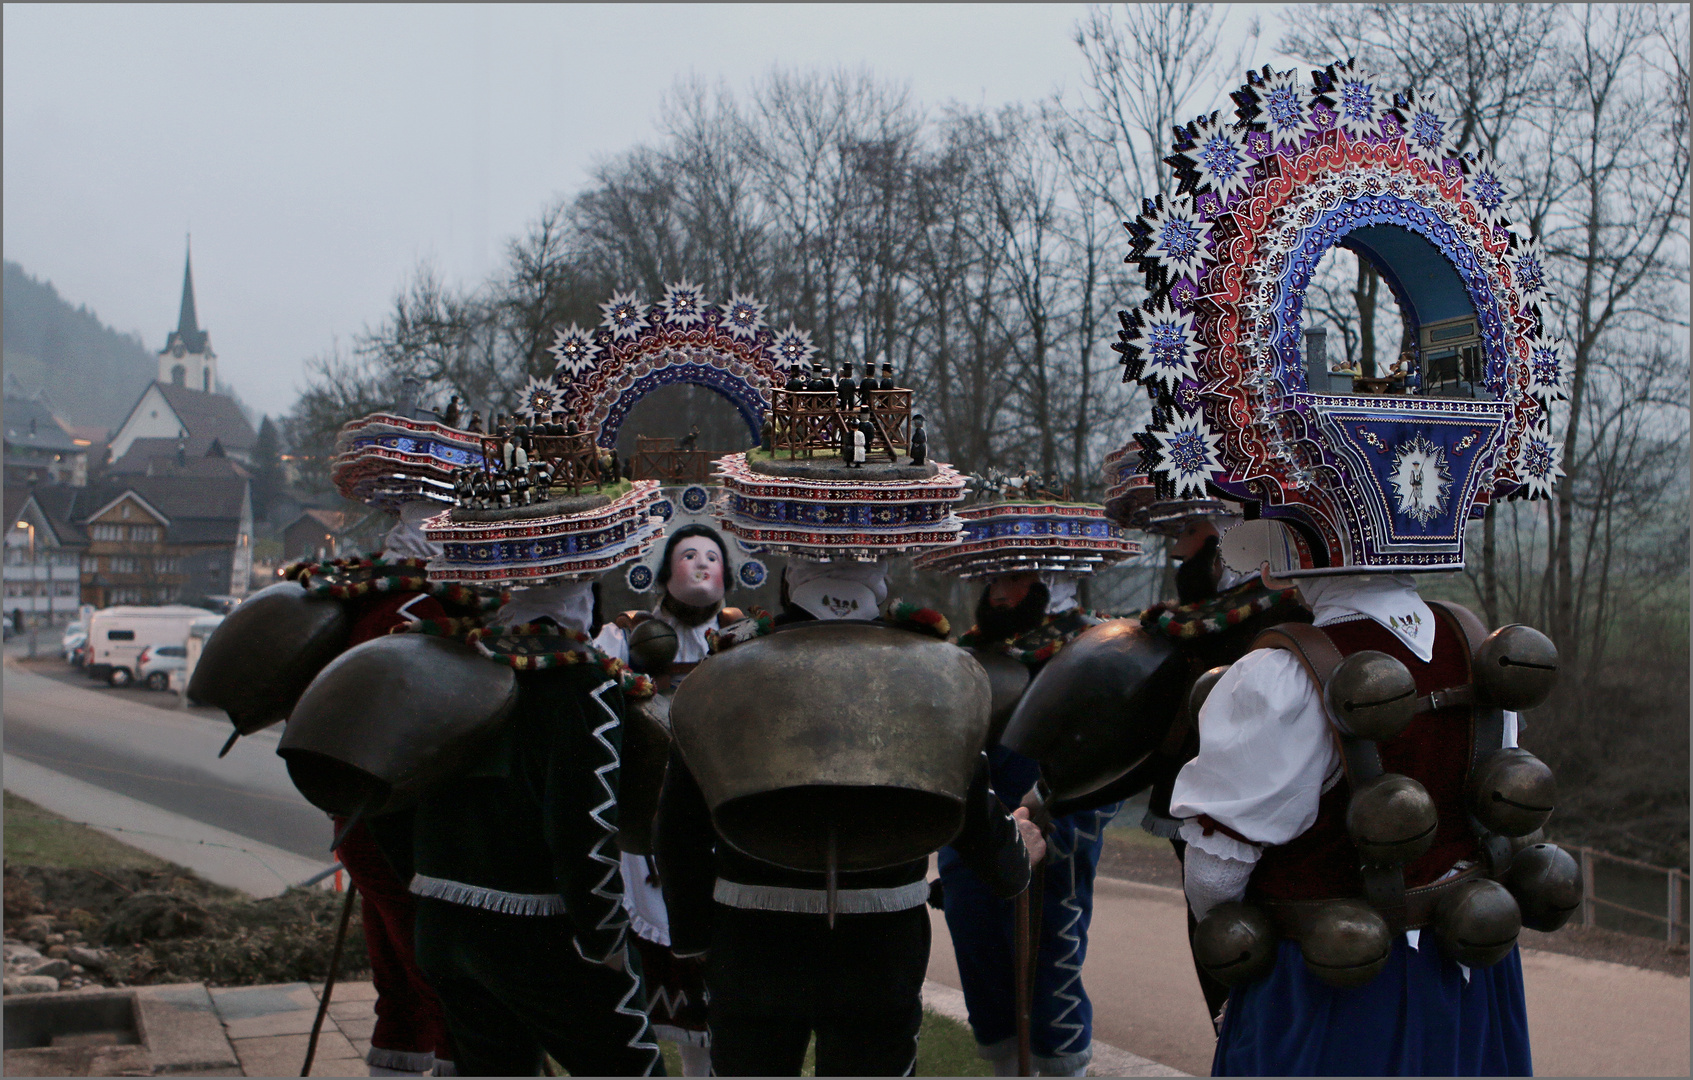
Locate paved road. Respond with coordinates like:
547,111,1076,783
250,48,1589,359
925,874,1692,1077
3,663,330,859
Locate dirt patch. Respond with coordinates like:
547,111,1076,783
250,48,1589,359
4,865,369,988
1096,830,1689,976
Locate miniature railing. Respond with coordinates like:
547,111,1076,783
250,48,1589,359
769,386,912,462
478,430,608,494
1567,844,1689,946
632,437,714,484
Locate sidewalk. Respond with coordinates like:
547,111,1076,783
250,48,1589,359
209,981,377,1077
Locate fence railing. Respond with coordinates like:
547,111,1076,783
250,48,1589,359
1566,844,1689,946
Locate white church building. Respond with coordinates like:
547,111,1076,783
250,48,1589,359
107,245,256,469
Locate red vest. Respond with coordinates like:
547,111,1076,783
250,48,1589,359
347,591,449,648
1249,607,1480,903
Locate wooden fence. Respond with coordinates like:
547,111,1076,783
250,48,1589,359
1567,844,1689,946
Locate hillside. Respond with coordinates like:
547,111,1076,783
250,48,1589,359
3,260,157,433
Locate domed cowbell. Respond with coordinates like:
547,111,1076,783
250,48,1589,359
1346,773,1439,864
1300,899,1393,988
1431,877,1522,967
617,693,673,856
1192,902,1279,988
1325,650,1419,741
962,647,1031,747
188,581,353,738
627,618,680,675
1503,843,1583,932
1473,625,1559,710
278,634,518,817
670,621,991,873
999,619,1186,803
1188,665,1232,722
1470,747,1557,837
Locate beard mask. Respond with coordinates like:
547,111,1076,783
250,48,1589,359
973,579,1051,644
1175,534,1223,603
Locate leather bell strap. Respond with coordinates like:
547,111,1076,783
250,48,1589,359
1427,602,1513,878
1248,624,1408,928
1259,863,1487,938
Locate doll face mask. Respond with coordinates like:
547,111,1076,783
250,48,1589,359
667,536,725,608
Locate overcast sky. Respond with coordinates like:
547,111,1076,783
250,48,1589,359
4,3,1275,419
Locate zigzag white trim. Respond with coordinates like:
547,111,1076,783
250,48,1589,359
610,949,665,1075
1041,803,1120,1059
584,679,631,958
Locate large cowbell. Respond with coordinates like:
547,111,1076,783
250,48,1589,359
1300,396,1509,572
278,634,518,817
1000,619,1186,802
187,581,353,737
670,621,992,873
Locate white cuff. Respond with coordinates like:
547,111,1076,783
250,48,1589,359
1178,818,1263,864
1183,843,1256,921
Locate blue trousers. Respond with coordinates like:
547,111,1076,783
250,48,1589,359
938,748,1117,1073
1214,937,1532,1076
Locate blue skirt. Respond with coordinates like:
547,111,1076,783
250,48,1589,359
1213,937,1532,1076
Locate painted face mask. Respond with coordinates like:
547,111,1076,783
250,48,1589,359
667,536,725,609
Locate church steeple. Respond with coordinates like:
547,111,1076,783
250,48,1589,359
177,240,200,339
159,237,216,390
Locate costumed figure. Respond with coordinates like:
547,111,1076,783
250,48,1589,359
594,491,768,1077
1108,61,1576,1075
377,456,671,1076
653,450,1048,1076
194,406,499,1077
1053,465,1311,1027
912,496,1140,1075
909,414,927,467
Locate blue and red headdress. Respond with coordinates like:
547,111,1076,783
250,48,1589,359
1116,61,1566,575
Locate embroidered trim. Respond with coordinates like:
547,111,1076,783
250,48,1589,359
408,874,567,916
1141,585,1302,640
712,878,931,914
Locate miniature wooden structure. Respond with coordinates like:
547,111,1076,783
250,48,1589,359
631,435,714,484
476,428,609,495
769,386,913,462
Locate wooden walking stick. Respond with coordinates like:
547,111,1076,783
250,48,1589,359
302,884,358,1076
1014,884,1034,1077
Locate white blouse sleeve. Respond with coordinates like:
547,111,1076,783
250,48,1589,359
1169,647,1340,859
592,623,629,664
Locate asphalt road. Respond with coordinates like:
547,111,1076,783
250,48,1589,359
3,662,331,859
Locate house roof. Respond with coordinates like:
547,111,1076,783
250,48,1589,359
3,394,82,454
288,509,351,533
108,437,251,477
23,474,249,548
151,383,255,451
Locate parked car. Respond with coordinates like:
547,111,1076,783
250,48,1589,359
86,605,215,687
137,644,189,691
62,621,87,663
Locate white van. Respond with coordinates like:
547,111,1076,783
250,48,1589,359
86,605,217,687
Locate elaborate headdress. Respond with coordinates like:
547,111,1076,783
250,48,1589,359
330,411,486,511
1102,448,1240,539
1115,61,1566,575
913,497,1140,580
712,453,967,562
421,419,664,587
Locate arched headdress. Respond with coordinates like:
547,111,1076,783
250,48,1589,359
1116,61,1566,575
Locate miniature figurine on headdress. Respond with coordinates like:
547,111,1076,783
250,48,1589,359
1105,60,1572,1075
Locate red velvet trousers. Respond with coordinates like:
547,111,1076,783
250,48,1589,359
337,819,455,1072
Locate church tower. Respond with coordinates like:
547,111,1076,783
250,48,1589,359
159,241,217,392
